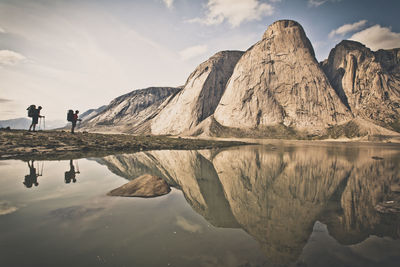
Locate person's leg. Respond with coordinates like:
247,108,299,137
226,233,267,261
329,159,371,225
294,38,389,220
71,122,76,133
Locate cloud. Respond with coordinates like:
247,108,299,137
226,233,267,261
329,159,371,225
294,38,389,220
350,25,400,51
329,20,367,38
0,50,26,66
176,216,203,233
0,201,18,216
0,98,12,103
0,26,5,33
189,0,274,27
179,44,208,60
163,0,174,9
308,0,341,7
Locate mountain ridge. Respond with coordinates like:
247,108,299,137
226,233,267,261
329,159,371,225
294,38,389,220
80,20,400,140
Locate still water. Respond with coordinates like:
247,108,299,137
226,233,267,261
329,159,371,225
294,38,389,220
0,144,399,267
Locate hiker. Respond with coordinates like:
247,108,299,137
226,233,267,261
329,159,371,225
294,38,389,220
23,160,39,188
28,105,44,132
67,110,82,133
64,160,80,183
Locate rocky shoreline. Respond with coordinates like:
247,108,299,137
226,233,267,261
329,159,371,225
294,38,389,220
0,129,247,160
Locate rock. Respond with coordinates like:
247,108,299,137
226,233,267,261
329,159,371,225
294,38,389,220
107,174,171,198
151,51,244,135
213,20,352,134
321,40,400,132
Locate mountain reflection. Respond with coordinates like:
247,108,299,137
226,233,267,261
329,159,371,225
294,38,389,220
95,145,400,264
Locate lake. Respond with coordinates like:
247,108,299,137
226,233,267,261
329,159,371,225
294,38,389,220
0,143,399,267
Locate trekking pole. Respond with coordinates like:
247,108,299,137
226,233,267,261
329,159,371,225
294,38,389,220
40,161,44,176
38,117,42,131
43,117,46,131
76,160,80,173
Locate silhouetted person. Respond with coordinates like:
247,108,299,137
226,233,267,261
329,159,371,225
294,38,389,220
23,160,39,188
64,160,80,183
71,110,81,134
28,106,44,132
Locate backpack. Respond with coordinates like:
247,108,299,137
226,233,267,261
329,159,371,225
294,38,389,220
67,110,74,122
27,105,36,117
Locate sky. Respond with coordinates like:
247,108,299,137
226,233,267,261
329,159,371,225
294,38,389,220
1,0,399,121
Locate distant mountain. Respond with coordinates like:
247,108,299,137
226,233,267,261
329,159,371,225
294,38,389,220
82,20,400,139
0,118,31,129
0,117,65,130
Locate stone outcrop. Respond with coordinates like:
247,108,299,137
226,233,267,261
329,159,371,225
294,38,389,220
80,87,181,133
322,40,400,132
151,51,243,135
213,20,352,134
107,174,171,198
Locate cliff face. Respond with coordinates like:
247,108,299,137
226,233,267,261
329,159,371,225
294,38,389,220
322,40,400,132
151,51,243,135
80,87,181,133
213,20,352,134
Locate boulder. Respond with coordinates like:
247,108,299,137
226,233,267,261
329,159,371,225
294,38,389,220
107,174,171,198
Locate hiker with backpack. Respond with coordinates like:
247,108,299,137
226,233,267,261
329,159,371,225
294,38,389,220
27,105,44,132
67,110,82,133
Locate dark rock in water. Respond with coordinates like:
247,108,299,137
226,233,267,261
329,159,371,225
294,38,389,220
371,156,384,160
107,174,171,198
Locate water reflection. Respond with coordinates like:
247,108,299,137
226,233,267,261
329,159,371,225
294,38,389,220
64,160,80,184
96,145,400,265
23,160,43,188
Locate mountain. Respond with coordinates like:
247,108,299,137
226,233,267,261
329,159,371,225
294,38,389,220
0,118,31,129
80,87,181,133
0,117,65,130
79,105,107,122
82,20,400,139
321,40,400,132
151,51,244,135
213,20,352,135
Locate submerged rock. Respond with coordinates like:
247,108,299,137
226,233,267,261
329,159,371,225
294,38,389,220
107,174,171,198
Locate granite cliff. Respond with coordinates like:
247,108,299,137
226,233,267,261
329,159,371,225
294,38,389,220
213,20,352,135
321,40,400,132
151,51,244,135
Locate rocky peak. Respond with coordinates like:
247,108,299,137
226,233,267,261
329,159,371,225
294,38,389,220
322,40,400,131
213,20,352,134
262,20,316,59
151,50,244,135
